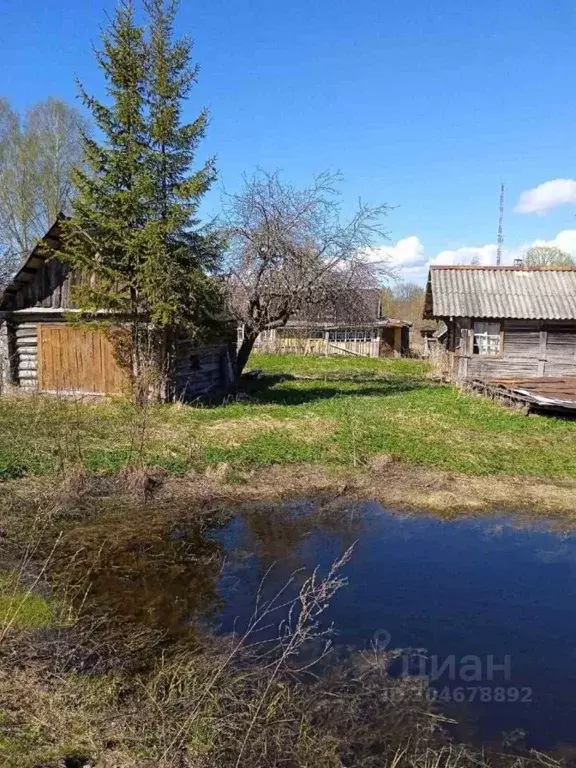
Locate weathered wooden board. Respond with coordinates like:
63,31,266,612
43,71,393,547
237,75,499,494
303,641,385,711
13,258,73,311
471,376,576,414
449,319,576,381
172,343,235,401
37,324,129,394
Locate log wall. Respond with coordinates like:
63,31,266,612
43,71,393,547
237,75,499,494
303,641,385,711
13,321,39,389
5,316,236,400
447,319,576,381
0,316,12,392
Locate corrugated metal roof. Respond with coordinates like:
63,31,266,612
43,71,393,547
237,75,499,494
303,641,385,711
285,318,410,329
425,266,576,320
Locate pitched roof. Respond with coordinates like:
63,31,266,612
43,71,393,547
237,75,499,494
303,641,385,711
284,317,410,329
423,265,576,320
293,288,383,324
0,216,64,310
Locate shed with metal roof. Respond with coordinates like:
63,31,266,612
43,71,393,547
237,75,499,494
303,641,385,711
423,265,576,381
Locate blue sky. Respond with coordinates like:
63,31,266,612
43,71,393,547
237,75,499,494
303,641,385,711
2,0,576,282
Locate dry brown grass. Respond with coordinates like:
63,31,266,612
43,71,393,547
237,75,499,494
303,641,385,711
160,461,576,522
0,464,571,767
0,540,442,768
0,567,561,768
4,459,576,547
198,415,336,447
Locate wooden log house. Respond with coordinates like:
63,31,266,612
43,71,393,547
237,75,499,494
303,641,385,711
423,265,576,381
0,219,236,400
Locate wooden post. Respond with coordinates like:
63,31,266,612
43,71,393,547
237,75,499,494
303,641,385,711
538,325,547,377
458,320,472,380
0,314,16,393
371,329,380,358
0,317,8,394
393,327,400,358
324,329,329,356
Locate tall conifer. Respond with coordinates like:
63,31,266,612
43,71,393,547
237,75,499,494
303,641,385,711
141,0,219,328
60,0,220,398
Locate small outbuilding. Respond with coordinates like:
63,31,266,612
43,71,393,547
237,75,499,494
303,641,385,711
0,219,236,400
248,289,411,359
248,319,410,358
423,265,576,381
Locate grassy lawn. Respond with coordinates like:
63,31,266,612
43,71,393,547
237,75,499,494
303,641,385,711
1,352,576,480
246,352,430,379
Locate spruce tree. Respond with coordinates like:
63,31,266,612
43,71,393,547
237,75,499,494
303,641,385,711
142,0,219,328
60,0,220,399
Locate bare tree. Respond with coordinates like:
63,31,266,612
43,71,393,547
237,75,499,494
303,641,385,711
0,97,89,286
27,98,87,229
222,170,392,375
0,99,36,282
454,252,481,266
524,245,574,267
381,281,426,322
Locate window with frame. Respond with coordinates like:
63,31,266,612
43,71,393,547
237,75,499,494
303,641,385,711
473,322,501,356
348,329,372,342
328,329,372,343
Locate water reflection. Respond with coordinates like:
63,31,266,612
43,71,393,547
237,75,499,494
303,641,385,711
212,501,576,750
56,497,576,749
57,508,226,637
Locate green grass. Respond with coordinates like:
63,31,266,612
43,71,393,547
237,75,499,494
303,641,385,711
1,353,576,479
0,572,60,630
247,352,430,379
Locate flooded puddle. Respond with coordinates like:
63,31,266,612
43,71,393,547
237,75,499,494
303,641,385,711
71,498,576,750
210,501,576,750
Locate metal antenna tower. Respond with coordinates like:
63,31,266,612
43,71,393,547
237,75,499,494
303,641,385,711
496,183,504,266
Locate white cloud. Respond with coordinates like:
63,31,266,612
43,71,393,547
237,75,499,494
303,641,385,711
364,236,426,268
432,244,498,267
372,229,576,285
363,236,428,281
515,179,576,215
524,229,576,257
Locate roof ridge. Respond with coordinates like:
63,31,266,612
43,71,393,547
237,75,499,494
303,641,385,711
429,265,576,271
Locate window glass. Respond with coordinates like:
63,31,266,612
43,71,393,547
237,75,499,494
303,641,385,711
348,330,371,342
473,322,501,356
328,329,372,342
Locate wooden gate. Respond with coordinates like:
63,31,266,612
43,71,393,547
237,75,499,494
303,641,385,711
38,324,129,395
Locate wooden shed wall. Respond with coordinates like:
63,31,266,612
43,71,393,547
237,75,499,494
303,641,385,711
251,326,406,358
0,317,14,393
12,258,74,310
172,341,236,401
448,319,576,380
544,324,576,376
1,230,237,400
0,315,236,400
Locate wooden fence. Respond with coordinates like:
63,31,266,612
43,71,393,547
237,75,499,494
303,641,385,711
254,335,381,358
